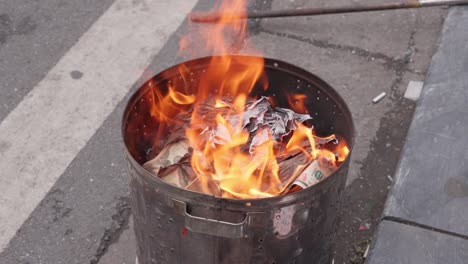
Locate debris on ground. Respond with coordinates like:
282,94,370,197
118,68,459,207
350,240,371,264
358,223,371,231
404,80,424,101
363,244,370,259
387,175,393,182
372,92,386,104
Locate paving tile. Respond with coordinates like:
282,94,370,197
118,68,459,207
264,0,445,60
384,6,468,236
367,220,468,264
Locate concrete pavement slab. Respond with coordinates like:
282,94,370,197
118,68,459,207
409,7,447,74
384,6,468,237
367,220,468,264
333,70,422,263
264,0,445,63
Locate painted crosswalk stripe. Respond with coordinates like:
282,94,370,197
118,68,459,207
0,0,197,251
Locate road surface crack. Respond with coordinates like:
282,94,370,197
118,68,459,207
258,28,411,74
90,196,131,264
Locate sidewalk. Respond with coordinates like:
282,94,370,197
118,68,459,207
367,6,468,263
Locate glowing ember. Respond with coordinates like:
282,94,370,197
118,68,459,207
143,0,350,199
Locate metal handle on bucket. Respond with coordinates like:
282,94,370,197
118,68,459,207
174,200,251,238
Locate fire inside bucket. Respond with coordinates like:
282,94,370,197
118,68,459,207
122,0,350,200
124,55,351,199
122,56,354,264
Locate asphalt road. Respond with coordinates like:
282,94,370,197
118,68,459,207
0,0,446,263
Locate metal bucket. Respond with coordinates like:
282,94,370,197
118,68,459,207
122,56,355,264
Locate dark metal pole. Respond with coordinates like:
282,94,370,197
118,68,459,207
190,0,468,23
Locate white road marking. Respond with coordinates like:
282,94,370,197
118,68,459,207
0,0,197,251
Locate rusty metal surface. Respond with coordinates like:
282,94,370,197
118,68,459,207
122,56,355,264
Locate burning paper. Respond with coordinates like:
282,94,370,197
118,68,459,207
144,135,199,189
143,139,191,183
143,95,348,198
206,96,313,153
157,161,196,188
285,159,334,193
243,97,311,136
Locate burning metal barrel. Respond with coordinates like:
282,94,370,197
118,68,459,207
122,55,354,264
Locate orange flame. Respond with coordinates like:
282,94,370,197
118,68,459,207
146,0,349,199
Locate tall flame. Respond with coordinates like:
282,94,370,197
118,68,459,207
146,0,349,199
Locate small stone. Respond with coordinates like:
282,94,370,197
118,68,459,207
70,70,83,79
